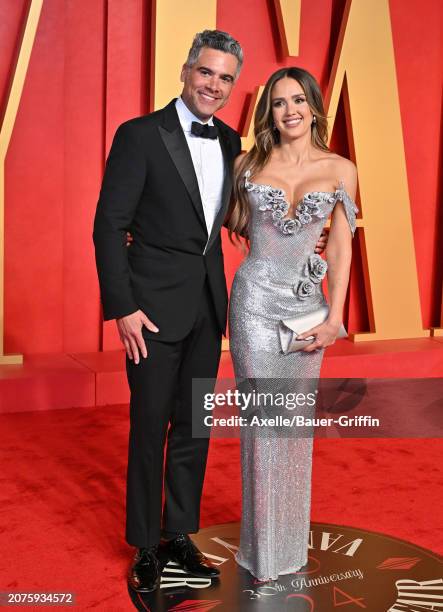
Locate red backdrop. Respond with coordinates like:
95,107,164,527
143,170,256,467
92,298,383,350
1,0,442,355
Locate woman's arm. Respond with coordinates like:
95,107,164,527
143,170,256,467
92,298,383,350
326,159,357,326
298,159,357,352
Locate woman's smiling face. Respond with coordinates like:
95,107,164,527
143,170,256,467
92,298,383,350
271,77,315,141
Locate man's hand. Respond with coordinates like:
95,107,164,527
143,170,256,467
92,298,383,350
126,232,133,246
116,310,159,364
314,229,328,254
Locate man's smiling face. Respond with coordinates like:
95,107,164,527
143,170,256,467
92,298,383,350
180,47,238,122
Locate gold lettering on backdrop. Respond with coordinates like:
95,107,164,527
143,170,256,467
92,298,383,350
0,0,43,364
152,0,217,110
240,86,263,152
273,0,301,57
325,0,428,340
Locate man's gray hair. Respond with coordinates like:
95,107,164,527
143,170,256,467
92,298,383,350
186,30,243,79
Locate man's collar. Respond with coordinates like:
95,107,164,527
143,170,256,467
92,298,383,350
175,96,214,132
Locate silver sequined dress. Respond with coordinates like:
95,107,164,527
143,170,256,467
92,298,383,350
229,170,358,580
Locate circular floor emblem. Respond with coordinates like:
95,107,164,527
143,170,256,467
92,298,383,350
129,522,442,611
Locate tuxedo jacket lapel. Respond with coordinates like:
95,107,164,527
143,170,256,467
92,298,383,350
158,101,207,232
205,119,234,253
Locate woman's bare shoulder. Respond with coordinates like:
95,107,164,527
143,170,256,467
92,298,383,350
316,153,357,195
326,153,357,180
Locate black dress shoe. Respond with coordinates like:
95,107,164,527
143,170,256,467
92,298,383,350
162,534,220,578
127,546,161,592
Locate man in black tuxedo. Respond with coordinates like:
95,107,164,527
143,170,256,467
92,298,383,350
93,30,243,591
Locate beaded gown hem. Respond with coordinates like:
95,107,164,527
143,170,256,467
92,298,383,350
235,552,308,582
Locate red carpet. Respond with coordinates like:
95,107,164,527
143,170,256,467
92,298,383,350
0,404,441,610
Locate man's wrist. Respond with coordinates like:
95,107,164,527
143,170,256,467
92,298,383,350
116,309,139,321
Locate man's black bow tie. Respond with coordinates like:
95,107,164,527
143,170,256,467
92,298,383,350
191,121,218,139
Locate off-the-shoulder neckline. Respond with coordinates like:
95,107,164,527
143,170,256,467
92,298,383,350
244,169,349,212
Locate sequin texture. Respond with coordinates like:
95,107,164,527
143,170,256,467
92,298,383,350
228,172,358,580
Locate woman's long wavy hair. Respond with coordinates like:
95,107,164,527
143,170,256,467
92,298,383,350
227,67,330,244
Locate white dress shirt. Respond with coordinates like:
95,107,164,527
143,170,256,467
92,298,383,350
175,97,225,242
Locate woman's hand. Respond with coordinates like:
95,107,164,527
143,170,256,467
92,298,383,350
296,319,342,352
126,231,133,247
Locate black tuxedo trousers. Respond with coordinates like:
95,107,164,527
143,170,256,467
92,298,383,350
126,281,221,547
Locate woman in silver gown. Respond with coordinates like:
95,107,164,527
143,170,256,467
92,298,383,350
227,67,358,581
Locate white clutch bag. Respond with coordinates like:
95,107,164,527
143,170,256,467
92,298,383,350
279,305,347,354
